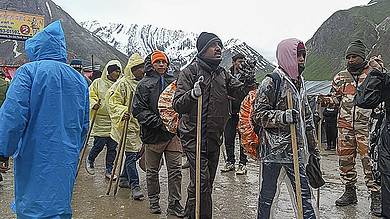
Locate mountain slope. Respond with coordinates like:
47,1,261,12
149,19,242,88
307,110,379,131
0,0,127,67
305,0,390,80
81,21,275,77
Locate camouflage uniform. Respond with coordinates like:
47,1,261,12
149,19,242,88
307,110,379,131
328,65,380,191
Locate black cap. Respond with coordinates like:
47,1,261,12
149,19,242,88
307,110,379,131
196,32,223,55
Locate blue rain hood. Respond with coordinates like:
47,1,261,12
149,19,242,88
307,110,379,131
0,20,89,218
25,20,67,62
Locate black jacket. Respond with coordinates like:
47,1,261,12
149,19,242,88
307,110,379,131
323,107,338,126
132,55,175,144
355,68,390,175
173,58,244,150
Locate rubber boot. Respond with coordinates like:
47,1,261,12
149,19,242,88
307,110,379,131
335,185,358,206
370,191,382,217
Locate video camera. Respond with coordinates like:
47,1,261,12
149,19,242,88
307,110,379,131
237,58,257,85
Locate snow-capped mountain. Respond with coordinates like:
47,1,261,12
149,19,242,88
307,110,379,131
81,20,275,75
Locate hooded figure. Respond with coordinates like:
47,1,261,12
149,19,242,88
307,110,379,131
252,38,318,219
107,54,143,152
86,60,122,178
106,53,145,199
0,20,89,218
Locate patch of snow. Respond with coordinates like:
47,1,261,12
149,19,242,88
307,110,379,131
46,2,52,19
13,40,22,58
367,1,378,6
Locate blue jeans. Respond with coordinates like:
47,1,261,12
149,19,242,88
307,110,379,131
88,136,117,173
120,152,140,189
257,162,316,219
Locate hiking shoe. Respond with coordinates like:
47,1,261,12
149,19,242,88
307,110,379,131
149,202,161,214
221,162,235,172
131,186,144,200
118,178,130,188
85,159,95,175
335,185,358,206
371,191,382,217
167,200,185,218
236,164,247,175
182,160,190,169
105,171,117,181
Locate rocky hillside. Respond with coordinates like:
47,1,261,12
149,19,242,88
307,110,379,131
81,21,275,76
305,0,390,80
0,0,127,67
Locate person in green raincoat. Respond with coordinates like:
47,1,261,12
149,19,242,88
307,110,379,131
86,60,122,179
106,53,145,200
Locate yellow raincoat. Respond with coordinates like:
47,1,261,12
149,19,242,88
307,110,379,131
107,54,144,152
89,60,122,137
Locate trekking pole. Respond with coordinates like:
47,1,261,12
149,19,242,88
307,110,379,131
316,100,321,210
195,79,203,219
106,93,133,196
113,117,130,196
287,91,303,219
76,99,101,178
106,119,126,195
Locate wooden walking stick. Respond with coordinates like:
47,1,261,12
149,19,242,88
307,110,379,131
316,100,322,210
113,113,131,196
287,91,303,219
106,93,133,196
196,92,202,219
76,99,101,178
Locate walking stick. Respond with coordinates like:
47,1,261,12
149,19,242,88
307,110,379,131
106,93,133,196
113,116,130,196
76,99,101,178
196,93,202,219
316,100,322,210
287,91,303,219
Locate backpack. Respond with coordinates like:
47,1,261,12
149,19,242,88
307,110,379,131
158,80,179,133
238,72,282,160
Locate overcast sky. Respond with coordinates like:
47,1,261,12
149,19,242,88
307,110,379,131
52,0,369,62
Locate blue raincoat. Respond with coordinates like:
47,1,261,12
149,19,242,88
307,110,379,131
0,20,89,218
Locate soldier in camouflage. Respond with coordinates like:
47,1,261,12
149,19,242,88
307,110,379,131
320,40,381,216
252,38,318,219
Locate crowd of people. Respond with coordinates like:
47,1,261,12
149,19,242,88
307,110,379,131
0,20,389,219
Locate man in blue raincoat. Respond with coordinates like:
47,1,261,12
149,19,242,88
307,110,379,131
0,20,89,218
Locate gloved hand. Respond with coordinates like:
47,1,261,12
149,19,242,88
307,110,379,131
191,76,204,99
283,109,299,124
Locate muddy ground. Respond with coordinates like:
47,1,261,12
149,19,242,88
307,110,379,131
0,144,382,219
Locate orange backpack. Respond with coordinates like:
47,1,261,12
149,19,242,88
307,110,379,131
238,90,259,160
158,80,179,133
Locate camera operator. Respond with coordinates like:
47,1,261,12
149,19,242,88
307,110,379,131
221,54,256,174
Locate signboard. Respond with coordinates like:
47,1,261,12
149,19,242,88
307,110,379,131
0,9,44,41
